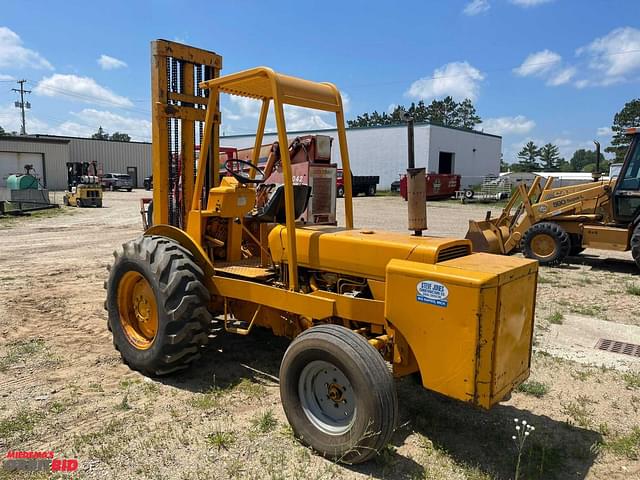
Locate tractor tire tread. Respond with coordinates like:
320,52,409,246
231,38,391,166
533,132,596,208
631,223,640,269
106,235,211,376
522,221,570,266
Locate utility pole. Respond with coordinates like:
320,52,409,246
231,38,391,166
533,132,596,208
12,79,31,135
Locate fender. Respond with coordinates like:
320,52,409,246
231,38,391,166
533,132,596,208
145,224,215,278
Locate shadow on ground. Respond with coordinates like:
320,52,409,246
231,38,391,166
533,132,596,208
159,327,601,480
565,253,638,275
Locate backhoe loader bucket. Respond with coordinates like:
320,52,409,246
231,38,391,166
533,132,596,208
465,219,509,254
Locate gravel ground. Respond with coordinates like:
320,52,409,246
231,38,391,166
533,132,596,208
0,192,638,480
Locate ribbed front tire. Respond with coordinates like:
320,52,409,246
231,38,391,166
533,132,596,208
105,235,211,376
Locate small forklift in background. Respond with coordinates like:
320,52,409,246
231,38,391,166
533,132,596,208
63,161,103,208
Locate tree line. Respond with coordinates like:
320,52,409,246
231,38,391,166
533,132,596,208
508,99,639,173
347,96,481,130
509,141,606,173
91,126,131,142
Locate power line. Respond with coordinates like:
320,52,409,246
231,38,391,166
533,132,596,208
11,80,31,135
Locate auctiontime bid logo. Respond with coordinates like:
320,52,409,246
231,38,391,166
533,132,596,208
3,451,78,473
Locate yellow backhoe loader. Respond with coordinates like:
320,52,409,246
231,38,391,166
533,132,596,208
467,131,640,269
104,40,538,463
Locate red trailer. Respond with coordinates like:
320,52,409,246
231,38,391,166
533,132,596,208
399,173,460,200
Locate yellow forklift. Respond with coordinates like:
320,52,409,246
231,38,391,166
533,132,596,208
63,161,103,208
104,40,538,463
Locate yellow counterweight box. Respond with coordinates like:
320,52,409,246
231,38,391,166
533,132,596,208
385,253,537,409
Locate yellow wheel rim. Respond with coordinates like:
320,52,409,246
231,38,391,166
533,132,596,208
117,271,158,350
530,233,557,260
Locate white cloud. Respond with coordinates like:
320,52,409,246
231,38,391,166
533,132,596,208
68,109,150,140
228,96,261,119
514,50,561,77
547,66,576,86
406,61,485,102
0,27,53,70
0,73,14,81
509,0,553,6
597,126,612,137
0,103,49,134
577,27,640,83
34,74,133,108
282,105,334,131
481,115,535,136
98,54,127,70
463,0,490,16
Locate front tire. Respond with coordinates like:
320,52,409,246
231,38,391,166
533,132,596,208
337,186,345,198
366,185,376,196
522,222,570,266
105,236,211,376
631,222,640,270
279,325,397,464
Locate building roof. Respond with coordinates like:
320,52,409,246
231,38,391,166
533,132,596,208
30,133,151,145
0,135,70,144
221,121,502,140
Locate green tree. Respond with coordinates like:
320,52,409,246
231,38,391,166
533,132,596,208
539,143,561,171
348,98,481,129
92,126,109,140
516,141,540,172
0,125,7,136
569,149,606,172
457,99,481,129
110,132,131,142
606,99,640,162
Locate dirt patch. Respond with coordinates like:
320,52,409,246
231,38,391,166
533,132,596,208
0,193,639,479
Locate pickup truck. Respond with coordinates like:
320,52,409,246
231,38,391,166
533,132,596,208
336,169,379,197
101,173,133,191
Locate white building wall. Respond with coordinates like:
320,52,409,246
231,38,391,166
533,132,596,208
221,124,501,189
426,125,502,187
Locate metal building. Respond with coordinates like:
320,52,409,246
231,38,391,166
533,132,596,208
0,134,152,190
221,123,502,189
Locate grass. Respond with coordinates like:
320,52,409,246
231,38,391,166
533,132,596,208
115,394,131,411
189,387,222,410
516,381,550,398
251,409,278,433
537,276,558,285
235,378,267,399
602,427,640,459
547,312,564,325
561,396,594,427
207,428,236,451
569,304,606,317
0,408,40,441
626,283,640,296
0,338,47,372
623,371,640,390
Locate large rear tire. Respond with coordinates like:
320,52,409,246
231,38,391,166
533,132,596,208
279,324,397,464
105,235,211,376
631,222,640,270
522,222,570,266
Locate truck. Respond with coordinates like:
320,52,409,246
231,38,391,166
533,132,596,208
336,169,379,197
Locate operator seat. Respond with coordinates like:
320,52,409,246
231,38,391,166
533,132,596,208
251,184,311,223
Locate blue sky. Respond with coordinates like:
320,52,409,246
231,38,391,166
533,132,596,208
0,0,639,163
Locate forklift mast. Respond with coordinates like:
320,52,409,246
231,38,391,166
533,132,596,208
150,40,222,228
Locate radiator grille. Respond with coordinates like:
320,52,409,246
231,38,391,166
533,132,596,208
436,244,471,263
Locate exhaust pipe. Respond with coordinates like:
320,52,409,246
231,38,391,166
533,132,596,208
592,140,602,181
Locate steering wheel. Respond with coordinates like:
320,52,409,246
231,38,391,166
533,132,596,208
224,159,265,185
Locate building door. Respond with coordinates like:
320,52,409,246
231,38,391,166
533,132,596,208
438,152,454,174
127,166,138,188
0,151,45,188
